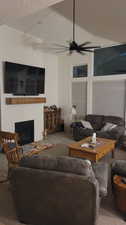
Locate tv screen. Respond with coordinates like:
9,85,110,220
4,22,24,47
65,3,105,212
4,61,45,95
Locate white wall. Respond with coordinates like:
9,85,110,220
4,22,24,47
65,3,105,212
43,54,58,106
0,25,59,141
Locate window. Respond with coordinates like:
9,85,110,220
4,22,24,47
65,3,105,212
73,64,87,78
94,44,126,76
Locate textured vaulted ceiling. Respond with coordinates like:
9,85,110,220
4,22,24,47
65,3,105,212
0,0,63,23
3,0,126,46
52,0,126,43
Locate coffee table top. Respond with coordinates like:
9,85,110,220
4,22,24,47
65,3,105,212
68,137,116,154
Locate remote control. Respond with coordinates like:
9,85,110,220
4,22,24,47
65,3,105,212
81,143,89,148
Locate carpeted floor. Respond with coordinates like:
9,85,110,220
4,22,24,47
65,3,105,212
0,132,126,225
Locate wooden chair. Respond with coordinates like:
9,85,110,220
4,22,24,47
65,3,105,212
0,131,19,153
6,147,24,171
1,145,24,182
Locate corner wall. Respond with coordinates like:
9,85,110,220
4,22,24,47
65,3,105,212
58,54,89,132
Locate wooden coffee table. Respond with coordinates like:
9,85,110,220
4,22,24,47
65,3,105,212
68,137,116,162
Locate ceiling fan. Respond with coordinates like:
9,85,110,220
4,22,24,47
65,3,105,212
54,0,100,54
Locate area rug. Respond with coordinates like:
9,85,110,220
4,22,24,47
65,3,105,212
23,143,69,157
23,143,55,157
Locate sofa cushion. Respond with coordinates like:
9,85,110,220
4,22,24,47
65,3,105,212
71,121,84,128
104,116,125,126
101,122,117,132
20,155,95,178
80,120,93,129
86,114,105,131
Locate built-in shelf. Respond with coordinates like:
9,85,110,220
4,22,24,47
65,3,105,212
44,107,62,134
6,97,46,105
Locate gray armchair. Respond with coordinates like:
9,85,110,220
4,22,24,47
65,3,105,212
111,160,126,218
10,155,108,225
111,160,126,184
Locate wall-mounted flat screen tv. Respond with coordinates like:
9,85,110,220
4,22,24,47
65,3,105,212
4,61,45,95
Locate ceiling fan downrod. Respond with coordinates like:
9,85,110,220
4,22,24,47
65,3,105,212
73,0,76,42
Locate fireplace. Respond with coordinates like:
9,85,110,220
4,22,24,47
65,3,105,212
15,120,34,145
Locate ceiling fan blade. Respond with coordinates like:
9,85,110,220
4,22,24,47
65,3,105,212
53,43,69,49
41,47,67,51
84,46,101,49
76,49,85,55
82,49,94,52
80,42,92,47
55,49,68,53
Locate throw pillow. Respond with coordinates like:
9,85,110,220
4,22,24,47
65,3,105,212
101,122,117,132
81,120,93,129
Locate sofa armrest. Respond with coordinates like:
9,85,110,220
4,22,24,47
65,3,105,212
107,126,125,140
92,162,109,198
72,127,94,141
96,126,125,141
71,122,83,128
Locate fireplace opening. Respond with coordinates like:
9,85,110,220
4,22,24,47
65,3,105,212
15,120,34,145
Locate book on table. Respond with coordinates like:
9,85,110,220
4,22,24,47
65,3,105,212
81,140,104,149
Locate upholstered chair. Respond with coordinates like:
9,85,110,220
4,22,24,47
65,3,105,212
111,160,126,178
111,160,126,218
10,155,108,225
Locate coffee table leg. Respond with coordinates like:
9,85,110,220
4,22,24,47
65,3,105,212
112,149,115,158
69,149,71,156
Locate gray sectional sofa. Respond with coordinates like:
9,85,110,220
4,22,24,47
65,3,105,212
71,114,125,146
10,155,108,225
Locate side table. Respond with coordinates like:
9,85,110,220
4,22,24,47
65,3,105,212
113,175,126,215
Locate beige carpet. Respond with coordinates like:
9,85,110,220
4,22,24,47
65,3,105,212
0,132,126,225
